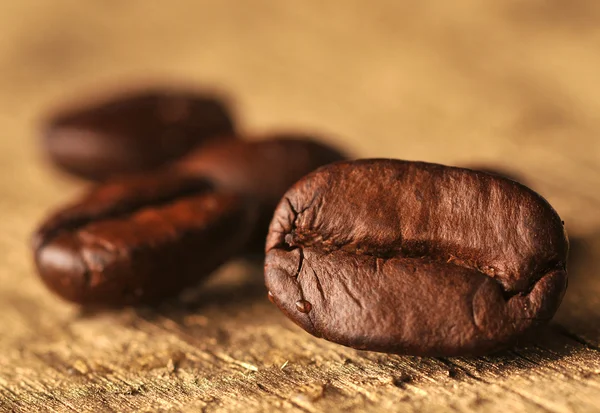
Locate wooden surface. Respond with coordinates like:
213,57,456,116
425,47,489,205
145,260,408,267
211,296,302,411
1,1,600,412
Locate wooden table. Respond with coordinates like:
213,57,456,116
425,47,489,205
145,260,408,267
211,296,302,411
1,1,599,411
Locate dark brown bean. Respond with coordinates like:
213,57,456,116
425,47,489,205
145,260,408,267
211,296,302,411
174,135,346,253
32,171,256,305
265,159,568,356
41,88,235,180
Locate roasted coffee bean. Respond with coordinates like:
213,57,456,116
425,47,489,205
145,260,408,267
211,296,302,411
175,135,346,252
42,88,235,180
32,171,256,305
265,159,568,356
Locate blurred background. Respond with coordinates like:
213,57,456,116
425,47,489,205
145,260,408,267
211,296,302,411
0,1,598,288
1,1,599,236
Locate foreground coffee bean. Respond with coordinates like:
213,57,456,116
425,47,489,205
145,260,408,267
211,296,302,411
265,159,568,356
32,172,256,305
42,88,235,180
175,135,346,252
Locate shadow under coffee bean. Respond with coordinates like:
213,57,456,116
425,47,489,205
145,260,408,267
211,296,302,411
265,159,568,356
41,87,235,181
32,171,256,305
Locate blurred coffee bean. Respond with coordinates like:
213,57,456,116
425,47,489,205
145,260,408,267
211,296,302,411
32,171,256,305
41,88,235,180
174,135,347,253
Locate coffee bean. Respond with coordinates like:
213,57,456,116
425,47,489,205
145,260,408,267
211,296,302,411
42,88,235,180
175,135,346,253
265,159,568,356
32,171,256,305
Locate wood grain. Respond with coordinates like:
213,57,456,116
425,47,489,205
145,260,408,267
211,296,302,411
0,1,599,412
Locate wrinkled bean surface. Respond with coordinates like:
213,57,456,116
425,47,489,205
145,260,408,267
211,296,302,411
265,159,568,356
